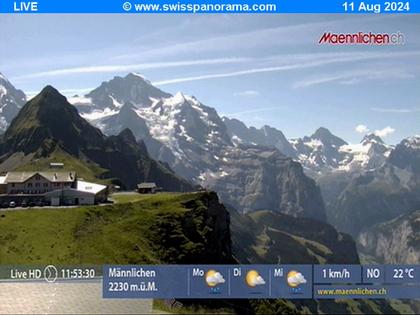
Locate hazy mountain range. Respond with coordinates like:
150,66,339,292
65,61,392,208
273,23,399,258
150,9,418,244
1,72,419,265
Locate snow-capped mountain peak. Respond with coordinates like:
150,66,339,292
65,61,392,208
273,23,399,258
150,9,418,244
290,129,392,174
338,134,391,172
166,91,186,106
361,133,384,145
127,72,151,83
402,136,420,149
76,75,233,180
0,73,26,132
0,72,9,82
72,73,170,115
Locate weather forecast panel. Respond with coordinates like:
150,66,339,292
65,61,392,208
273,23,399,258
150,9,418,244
99,265,420,299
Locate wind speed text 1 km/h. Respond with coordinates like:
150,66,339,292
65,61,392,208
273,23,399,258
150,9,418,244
342,1,410,13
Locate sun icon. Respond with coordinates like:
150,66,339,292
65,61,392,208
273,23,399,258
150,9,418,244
245,270,266,287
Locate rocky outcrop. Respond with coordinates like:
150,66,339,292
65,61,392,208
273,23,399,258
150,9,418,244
322,136,420,237
222,116,296,157
148,191,233,264
203,145,326,221
326,163,420,236
358,210,420,264
388,136,420,174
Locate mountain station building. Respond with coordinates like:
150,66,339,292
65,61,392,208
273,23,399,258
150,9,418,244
137,182,159,194
0,171,107,206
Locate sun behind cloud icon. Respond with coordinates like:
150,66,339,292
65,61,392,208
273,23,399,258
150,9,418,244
245,270,266,287
287,270,307,288
205,270,225,287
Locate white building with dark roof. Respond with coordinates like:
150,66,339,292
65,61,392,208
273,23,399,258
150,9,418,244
0,171,107,206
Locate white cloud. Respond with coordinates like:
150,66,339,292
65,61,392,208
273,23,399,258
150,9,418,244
370,107,420,113
111,16,392,63
13,58,249,81
293,67,415,89
224,106,281,117
249,275,266,286
355,124,370,134
25,87,93,99
233,90,260,97
374,126,395,138
155,51,420,86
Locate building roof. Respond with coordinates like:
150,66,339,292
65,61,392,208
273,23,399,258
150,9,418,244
76,180,107,194
137,182,157,189
45,188,96,198
5,171,76,183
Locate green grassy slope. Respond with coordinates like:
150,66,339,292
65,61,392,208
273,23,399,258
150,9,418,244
13,147,111,184
0,192,216,265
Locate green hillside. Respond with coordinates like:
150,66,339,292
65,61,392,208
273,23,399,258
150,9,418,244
14,147,111,184
0,192,230,265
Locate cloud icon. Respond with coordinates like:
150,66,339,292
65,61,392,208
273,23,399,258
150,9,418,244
205,270,225,287
246,270,266,287
287,271,307,288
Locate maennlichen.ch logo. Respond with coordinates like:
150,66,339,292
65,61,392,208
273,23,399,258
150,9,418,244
319,31,405,45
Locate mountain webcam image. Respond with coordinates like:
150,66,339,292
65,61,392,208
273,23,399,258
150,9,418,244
0,10,419,315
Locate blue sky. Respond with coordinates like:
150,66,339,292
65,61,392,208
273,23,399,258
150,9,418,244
0,14,419,144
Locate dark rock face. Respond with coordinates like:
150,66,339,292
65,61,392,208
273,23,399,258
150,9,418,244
290,127,349,173
82,73,170,112
389,136,420,173
323,136,420,237
0,73,26,132
222,117,296,157
0,86,193,191
203,145,326,221
328,164,420,236
148,191,233,264
358,210,420,264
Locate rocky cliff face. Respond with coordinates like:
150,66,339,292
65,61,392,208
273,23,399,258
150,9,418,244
388,136,420,174
202,145,326,220
222,116,296,157
75,72,170,114
324,135,420,237
328,164,420,236
358,210,420,264
148,191,233,264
